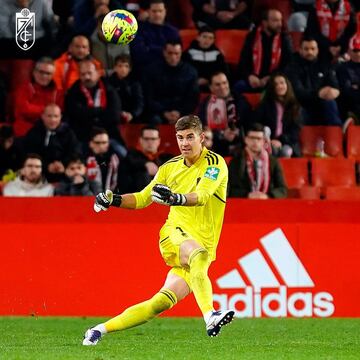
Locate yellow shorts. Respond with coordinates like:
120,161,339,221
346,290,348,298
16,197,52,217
159,225,196,268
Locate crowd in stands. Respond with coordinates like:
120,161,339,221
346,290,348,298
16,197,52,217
1,0,360,200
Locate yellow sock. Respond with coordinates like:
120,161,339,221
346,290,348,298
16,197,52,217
188,248,214,315
104,289,177,333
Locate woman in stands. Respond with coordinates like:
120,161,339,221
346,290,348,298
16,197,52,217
254,73,304,157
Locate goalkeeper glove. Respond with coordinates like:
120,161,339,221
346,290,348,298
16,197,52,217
94,189,122,212
151,184,187,206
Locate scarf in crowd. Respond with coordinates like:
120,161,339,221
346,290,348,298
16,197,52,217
86,154,119,191
252,26,282,76
135,144,163,162
245,147,270,193
206,95,237,130
316,0,351,42
80,79,107,108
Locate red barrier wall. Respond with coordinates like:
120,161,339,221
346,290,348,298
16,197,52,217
1,198,360,318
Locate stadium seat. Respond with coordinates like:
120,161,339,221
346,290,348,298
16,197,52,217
296,186,321,200
311,158,356,190
325,186,360,200
346,126,360,160
300,126,344,158
289,31,302,52
179,29,197,50
215,30,248,67
278,158,309,189
243,93,262,109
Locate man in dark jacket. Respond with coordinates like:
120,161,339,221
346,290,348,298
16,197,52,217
228,123,287,198
236,9,293,93
285,37,342,125
65,59,126,155
142,41,199,124
23,104,81,182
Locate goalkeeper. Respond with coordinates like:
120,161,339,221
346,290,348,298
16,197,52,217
83,115,234,345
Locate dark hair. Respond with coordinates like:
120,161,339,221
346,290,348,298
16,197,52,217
209,71,228,84
141,125,159,137
175,115,203,133
90,127,108,139
164,40,182,49
301,35,318,45
149,0,165,7
23,153,43,165
245,123,265,135
199,25,215,35
65,155,85,168
262,72,301,123
114,54,132,68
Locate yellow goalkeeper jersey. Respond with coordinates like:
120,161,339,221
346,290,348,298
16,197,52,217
133,147,228,260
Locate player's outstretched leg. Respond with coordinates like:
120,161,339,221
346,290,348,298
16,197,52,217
82,289,177,345
187,247,234,337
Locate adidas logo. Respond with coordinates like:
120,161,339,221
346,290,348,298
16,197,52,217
213,228,335,318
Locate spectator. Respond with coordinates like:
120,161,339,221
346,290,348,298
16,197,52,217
198,72,251,156
254,73,304,157
91,14,130,71
203,126,214,149
12,57,63,136
191,0,251,30
126,125,172,191
142,41,199,125
236,9,293,93
305,0,356,62
23,103,80,182
336,33,360,127
130,0,181,72
0,0,57,59
3,153,54,197
228,123,287,199
0,125,23,181
53,35,104,93
65,59,125,155
285,37,342,125
182,26,229,92
85,127,131,192
108,55,145,123
54,156,102,196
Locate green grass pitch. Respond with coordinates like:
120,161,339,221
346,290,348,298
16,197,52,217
1,317,359,360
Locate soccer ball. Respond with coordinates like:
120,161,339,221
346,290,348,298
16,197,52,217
102,9,138,45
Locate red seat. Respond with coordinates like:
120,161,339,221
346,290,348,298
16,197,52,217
300,126,344,158
289,31,302,52
224,156,232,165
215,30,248,67
179,29,198,50
278,158,309,189
325,186,360,200
346,126,360,160
311,158,356,189
243,93,262,109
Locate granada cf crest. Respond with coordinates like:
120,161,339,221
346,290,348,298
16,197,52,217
15,8,35,51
